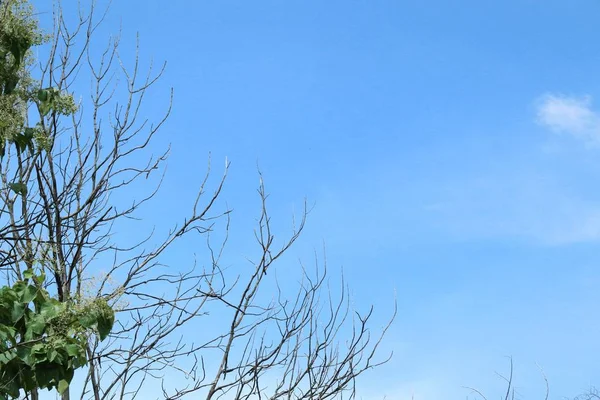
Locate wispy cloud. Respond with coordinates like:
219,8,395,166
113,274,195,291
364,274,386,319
537,94,600,145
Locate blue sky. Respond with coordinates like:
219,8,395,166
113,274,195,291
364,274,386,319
32,0,600,398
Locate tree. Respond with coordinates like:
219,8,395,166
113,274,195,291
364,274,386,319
0,1,115,398
0,269,114,400
0,1,394,399
575,387,600,400
464,359,551,400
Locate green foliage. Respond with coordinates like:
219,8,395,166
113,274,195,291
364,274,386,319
36,87,78,117
0,0,41,145
0,0,45,95
0,0,76,161
0,270,115,399
0,1,116,397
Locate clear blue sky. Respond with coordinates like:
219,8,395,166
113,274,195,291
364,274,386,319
34,0,600,398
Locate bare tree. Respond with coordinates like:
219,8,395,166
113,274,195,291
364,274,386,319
575,387,600,400
0,1,394,399
463,359,550,400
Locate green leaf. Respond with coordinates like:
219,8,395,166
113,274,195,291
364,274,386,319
78,312,96,329
96,311,114,341
39,102,51,116
10,302,25,322
0,350,15,365
19,369,37,392
25,316,46,341
8,182,27,196
37,89,48,102
64,364,75,382
34,364,60,388
48,349,58,362
40,301,63,320
16,344,33,366
20,128,35,152
58,379,69,394
20,285,37,304
33,270,46,286
0,368,20,398
37,88,55,116
22,269,34,280
65,344,81,357
23,128,34,139
31,343,45,355
0,325,16,343
8,37,30,67
24,317,45,341
12,282,26,297
12,131,34,153
34,287,49,305
4,76,18,95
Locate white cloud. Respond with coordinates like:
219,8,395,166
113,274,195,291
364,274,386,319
537,94,600,145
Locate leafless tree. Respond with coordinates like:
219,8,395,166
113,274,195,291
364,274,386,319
463,358,549,400
0,1,395,399
575,387,600,400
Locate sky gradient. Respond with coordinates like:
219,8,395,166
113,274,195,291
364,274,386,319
32,1,600,398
